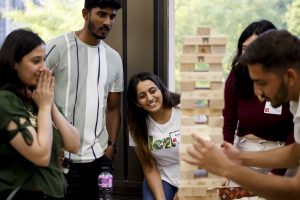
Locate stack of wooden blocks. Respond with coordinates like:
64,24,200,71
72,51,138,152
178,27,227,200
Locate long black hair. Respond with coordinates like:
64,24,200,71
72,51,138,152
127,72,180,165
0,28,44,99
232,19,276,99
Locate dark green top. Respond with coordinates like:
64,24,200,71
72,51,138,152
0,90,67,198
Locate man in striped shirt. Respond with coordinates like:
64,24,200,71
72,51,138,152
46,0,123,199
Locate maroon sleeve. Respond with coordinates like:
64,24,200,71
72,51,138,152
285,127,295,145
223,71,238,143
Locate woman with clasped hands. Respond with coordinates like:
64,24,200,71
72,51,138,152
0,29,80,200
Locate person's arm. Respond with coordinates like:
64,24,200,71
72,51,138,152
134,147,166,200
240,143,300,169
51,104,80,153
184,135,300,200
105,92,121,159
9,71,54,166
223,71,238,143
221,139,300,169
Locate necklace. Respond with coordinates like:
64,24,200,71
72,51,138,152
24,102,37,129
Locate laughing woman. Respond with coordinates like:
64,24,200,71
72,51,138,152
127,72,181,200
0,29,80,200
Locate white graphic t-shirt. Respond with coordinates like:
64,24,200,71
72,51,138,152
129,107,181,187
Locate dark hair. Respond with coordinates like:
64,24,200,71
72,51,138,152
127,72,180,165
231,19,277,99
240,30,300,75
0,28,44,98
84,0,121,10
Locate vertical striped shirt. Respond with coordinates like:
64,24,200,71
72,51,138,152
46,32,123,163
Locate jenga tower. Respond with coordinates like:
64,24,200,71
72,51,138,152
178,27,226,200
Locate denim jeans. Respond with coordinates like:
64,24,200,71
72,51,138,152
142,179,178,200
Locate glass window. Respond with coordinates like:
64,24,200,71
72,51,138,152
12,0,24,9
0,19,6,47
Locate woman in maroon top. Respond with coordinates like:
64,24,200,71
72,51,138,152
223,19,295,179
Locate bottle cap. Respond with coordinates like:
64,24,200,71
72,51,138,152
101,166,111,171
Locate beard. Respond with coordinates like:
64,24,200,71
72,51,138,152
268,80,289,108
87,20,110,40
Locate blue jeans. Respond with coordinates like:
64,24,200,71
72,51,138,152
143,179,178,200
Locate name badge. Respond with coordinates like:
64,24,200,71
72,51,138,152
264,101,282,115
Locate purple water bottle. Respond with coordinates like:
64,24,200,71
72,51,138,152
98,166,113,200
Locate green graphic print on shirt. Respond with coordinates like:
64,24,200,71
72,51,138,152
148,130,180,151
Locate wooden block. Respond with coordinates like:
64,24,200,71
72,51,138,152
195,81,210,89
180,161,199,171
181,125,221,135
211,45,226,54
181,133,223,144
180,178,224,189
181,89,224,100
208,116,223,127
199,54,223,64
183,45,196,53
180,54,198,64
181,117,198,126
179,143,193,154
178,186,208,197
195,62,209,71
208,64,223,72
181,81,195,91
178,190,219,200
181,54,223,64
183,36,227,45
209,100,224,109
181,63,195,72
181,115,208,126
180,169,209,179
197,45,211,54
180,100,198,109
209,133,223,144
197,27,210,36
185,170,219,179
180,99,208,109
210,82,224,90
180,169,195,179
181,107,223,117
180,72,223,82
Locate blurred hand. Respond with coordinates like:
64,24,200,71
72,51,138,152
183,134,235,177
105,145,114,160
222,141,241,164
